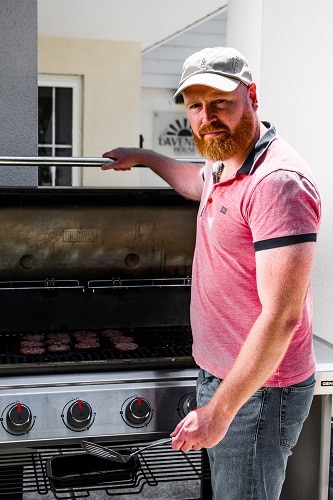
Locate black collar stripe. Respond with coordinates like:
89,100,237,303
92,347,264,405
238,121,277,175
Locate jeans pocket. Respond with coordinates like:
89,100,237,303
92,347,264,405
196,369,221,408
280,379,315,449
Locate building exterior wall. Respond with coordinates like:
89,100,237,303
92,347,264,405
0,0,38,186
38,37,142,187
227,0,333,344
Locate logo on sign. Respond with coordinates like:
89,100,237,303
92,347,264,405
159,118,195,154
154,113,199,157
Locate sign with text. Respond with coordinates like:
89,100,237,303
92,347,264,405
153,112,201,159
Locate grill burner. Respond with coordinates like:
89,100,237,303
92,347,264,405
0,326,195,376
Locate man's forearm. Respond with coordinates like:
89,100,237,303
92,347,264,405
102,147,203,201
208,316,296,422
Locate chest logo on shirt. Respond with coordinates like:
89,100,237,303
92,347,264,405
220,206,228,214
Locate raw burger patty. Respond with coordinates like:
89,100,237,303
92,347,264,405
20,340,44,349
101,329,123,338
73,334,98,343
20,346,46,356
22,334,45,342
72,330,97,339
47,343,70,354
74,341,100,351
46,333,71,344
114,342,138,351
110,335,134,344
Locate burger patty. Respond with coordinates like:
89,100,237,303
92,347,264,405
22,333,45,342
20,346,46,356
74,341,100,351
20,340,44,349
114,342,139,352
47,343,71,354
101,329,123,340
18,329,139,355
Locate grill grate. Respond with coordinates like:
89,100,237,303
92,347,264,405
0,441,208,498
0,326,195,375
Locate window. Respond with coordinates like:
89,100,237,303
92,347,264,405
38,75,82,186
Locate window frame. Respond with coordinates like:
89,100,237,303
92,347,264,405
38,74,82,186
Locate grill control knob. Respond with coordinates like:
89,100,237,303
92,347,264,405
125,397,151,425
6,402,32,434
182,395,197,415
67,400,92,429
177,394,197,419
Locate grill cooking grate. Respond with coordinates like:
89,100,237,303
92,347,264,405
0,327,195,375
0,441,208,498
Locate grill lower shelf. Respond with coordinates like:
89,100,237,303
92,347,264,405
0,326,196,375
0,441,209,499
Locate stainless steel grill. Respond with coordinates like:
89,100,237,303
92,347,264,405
0,174,211,499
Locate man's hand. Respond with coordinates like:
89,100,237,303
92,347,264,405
102,147,142,171
170,403,232,452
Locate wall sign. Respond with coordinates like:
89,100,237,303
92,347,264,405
153,112,201,159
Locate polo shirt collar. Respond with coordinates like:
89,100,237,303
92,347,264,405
238,121,277,175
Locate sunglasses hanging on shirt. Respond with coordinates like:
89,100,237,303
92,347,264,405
212,161,225,184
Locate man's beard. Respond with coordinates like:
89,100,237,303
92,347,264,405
193,111,255,162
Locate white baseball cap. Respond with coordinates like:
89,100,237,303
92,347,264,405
174,47,252,98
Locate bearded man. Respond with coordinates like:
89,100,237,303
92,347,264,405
101,47,321,500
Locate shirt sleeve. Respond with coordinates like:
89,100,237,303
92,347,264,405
245,170,321,251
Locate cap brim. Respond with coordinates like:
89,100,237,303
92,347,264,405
173,73,240,98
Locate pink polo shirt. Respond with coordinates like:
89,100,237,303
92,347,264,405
190,123,321,387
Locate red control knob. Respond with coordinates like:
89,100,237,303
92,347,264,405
125,397,151,425
67,400,92,429
6,402,32,433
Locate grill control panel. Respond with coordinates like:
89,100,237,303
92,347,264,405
0,369,197,446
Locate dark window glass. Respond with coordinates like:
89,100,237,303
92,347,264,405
38,84,75,186
38,146,52,157
38,87,52,144
55,88,73,144
55,147,72,157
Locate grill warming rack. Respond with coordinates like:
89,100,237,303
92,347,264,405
0,277,192,292
88,276,192,290
0,279,84,292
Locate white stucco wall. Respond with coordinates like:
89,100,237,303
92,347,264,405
227,0,333,343
0,0,38,186
39,37,142,187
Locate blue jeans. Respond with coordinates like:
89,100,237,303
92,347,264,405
197,369,315,500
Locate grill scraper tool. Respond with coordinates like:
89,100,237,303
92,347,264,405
81,438,172,464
